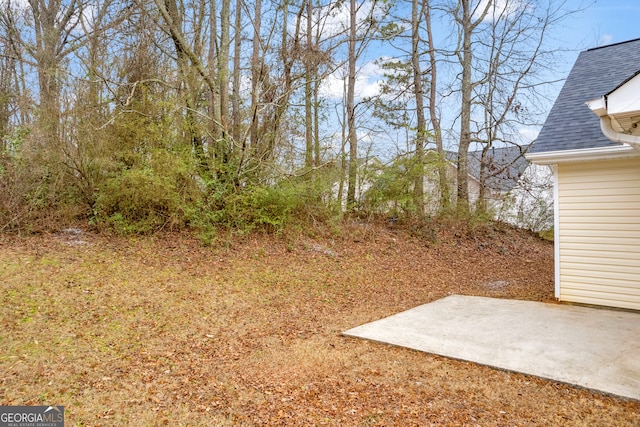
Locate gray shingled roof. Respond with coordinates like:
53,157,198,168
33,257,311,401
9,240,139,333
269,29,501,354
468,146,529,192
530,38,640,153
446,145,530,192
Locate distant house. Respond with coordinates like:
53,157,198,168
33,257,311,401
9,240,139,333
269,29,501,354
527,38,640,311
497,161,554,232
440,146,551,230
352,146,547,226
332,156,386,210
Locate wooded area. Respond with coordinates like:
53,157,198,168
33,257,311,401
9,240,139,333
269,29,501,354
0,0,572,234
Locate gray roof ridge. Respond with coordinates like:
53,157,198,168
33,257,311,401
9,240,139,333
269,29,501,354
586,37,640,52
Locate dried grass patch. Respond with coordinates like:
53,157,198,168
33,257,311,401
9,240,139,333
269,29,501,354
0,225,638,426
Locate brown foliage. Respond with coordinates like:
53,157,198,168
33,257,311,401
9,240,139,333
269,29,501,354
0,222,637,426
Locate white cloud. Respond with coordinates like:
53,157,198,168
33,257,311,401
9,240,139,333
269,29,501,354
319,60,384,100
518,126,539,144
319,72,346,99
473,0,528,22
6,0,29,13
290,0,387,41
6,0,96,35
599,34,613,46
283,0,389,101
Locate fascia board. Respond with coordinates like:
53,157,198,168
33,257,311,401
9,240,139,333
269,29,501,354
525,145,639,165
607,72,640,115
586,97,607,117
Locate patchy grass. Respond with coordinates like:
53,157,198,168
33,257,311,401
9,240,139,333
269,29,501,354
0,223,638,426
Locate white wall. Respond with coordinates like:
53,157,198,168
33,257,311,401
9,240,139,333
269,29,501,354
496,164,554,232
557,157,640,311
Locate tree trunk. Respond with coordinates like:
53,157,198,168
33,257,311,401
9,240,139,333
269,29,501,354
208,0,222,145
346,0,358,210
162,0,207,171
411,0,425,215
456,0,472,215
424,0,450,214
313,77,320,167
249,0,262,152
304,0,314,168
219,0,230,136
232,0,242,144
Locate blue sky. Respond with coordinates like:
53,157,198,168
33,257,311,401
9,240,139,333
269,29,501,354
353,0,640,105
527,0,640,143
314,0,640,158
562,0,640,59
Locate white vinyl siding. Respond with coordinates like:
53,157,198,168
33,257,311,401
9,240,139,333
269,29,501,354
557,157,640,310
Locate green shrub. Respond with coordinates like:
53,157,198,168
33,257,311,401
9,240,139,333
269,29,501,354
96,167,190,234
227,186,292,232
361,155,437,217
188,172,338,242
539,227,554,241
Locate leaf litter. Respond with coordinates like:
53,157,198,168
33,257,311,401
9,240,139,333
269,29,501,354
0,221,638,426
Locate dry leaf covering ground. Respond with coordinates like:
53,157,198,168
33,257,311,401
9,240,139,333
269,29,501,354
0,222,638,426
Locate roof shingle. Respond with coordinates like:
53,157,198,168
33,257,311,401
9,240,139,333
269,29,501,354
531,38,640,153
446,146,530,192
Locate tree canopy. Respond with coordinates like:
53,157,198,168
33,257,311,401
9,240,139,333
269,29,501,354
0,0,575,234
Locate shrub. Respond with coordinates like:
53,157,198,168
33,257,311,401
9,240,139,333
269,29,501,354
96,166,193,234
0,128,83,232
539,227,554,241
361,154,438,217
188,172,338,242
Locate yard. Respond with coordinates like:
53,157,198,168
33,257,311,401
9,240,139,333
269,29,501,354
1,222,638,426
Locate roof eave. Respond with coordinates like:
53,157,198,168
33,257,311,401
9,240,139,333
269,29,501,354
526,144,639,165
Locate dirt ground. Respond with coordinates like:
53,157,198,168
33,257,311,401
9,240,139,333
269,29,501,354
1,221,638,426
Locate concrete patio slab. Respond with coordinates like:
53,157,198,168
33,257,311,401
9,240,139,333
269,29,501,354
343,295,640,400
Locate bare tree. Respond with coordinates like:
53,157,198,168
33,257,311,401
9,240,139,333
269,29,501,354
0,20,19,140
447,0,575,214
453,0,491,214
424,0,450,213
10,0,88,144
475,0,567,213
248,0,262,153
345,0,384,211
410,0,426,214
304,0,314,168
345,0,358,209
231,0,243,143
